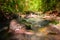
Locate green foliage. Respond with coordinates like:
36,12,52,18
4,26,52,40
56,1,60,11
0,0,60,13
38,0,58,12
24,0,59,12
27,0,40,11
0,0,25,13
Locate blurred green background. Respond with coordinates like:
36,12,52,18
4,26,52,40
0,0,60,13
